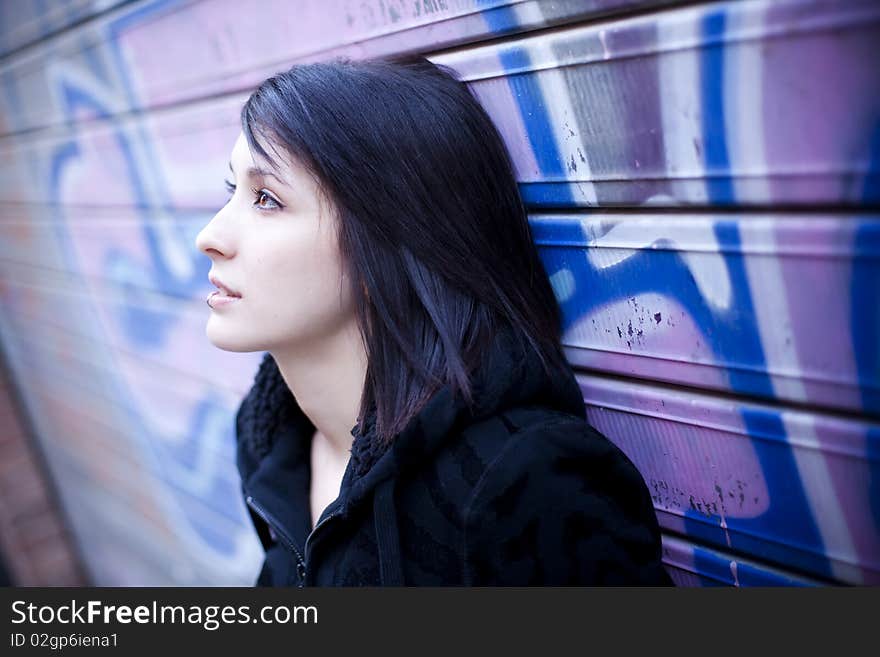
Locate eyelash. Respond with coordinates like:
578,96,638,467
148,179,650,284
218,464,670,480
224,179,284,212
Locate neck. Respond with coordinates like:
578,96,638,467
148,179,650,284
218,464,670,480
270,319,368,458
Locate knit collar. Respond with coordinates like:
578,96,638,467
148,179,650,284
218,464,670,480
347,400,382,478
235,324,586,509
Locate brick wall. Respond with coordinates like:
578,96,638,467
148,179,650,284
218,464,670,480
0,0,877,585
0,357,86,586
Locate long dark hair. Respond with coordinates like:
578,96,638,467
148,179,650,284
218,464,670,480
241,55,569,444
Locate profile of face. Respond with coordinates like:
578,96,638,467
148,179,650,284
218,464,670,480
195,131,356,353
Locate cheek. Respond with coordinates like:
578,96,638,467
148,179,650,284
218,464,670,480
310,224,351,298
255,231,353,314
314,245,354,310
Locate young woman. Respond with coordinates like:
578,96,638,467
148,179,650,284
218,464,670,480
195,56,673,586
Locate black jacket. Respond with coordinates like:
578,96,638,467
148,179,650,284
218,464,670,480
235,326,673,586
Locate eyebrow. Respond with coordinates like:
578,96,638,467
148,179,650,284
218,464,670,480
228,161,288,187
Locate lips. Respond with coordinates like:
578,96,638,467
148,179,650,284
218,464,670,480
208,273,241,298
207,290,239,309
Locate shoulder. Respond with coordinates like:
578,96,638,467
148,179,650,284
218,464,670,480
460,409,671,585
466,409,652,521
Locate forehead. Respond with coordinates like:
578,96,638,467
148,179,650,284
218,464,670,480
230,131,311,182
231,131,273,170
230,132,253,162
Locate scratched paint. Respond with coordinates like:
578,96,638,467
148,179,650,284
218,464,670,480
0,0,877,585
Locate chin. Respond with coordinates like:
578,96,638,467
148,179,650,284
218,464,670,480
204,321,263,353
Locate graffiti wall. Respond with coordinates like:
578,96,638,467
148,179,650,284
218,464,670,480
0,0,876,585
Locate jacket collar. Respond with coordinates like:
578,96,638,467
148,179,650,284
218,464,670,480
236,324,586,524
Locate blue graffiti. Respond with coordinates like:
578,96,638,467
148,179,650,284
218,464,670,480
481,2,836,582
32,0,250,559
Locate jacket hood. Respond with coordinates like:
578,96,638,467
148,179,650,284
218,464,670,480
236,324,585,503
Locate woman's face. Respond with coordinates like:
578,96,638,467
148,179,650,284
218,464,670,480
195,131,356,353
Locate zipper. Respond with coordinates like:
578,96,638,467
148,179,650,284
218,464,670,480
303,508,343,569
246,494,344,586
245,495,306,584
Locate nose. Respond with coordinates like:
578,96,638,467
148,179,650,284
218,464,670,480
195,204,236,259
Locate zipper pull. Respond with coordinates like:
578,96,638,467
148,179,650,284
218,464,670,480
245,494,307,575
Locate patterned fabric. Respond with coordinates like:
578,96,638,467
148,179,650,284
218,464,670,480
235,326,673,586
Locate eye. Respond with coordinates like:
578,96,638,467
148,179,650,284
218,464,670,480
251,187,283,211
224,179,236,196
